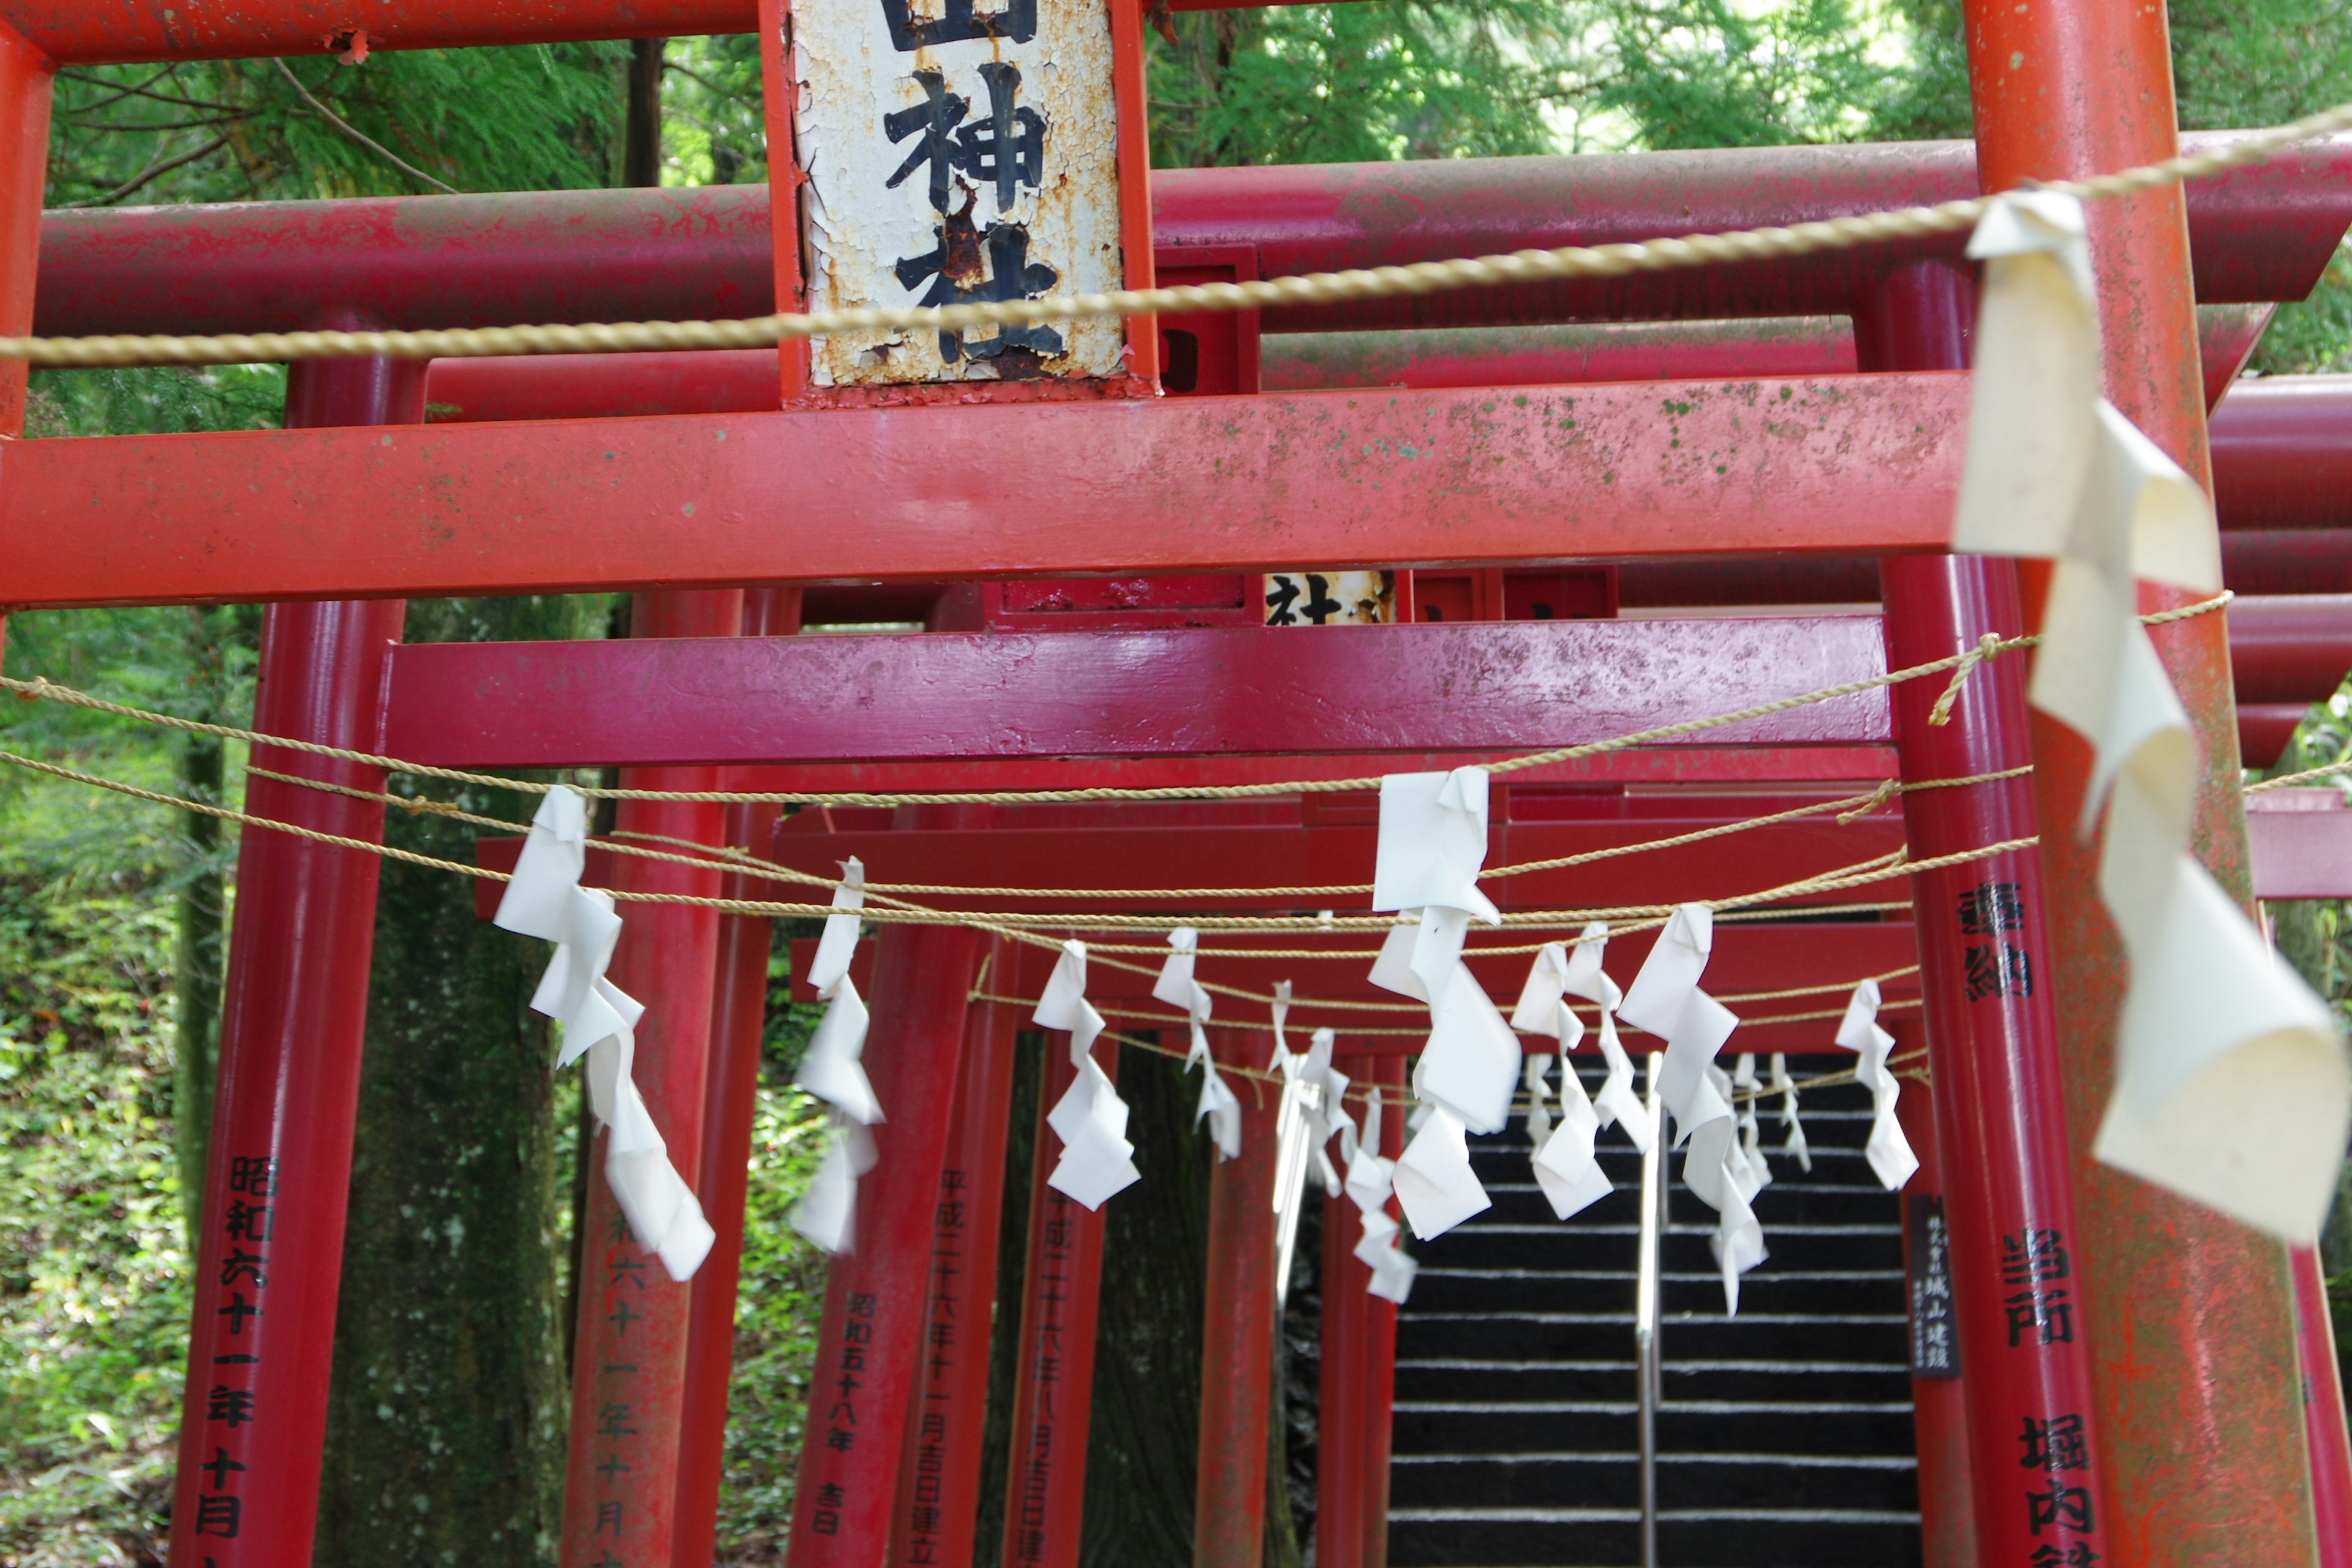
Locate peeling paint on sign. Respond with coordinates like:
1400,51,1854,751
793,0,1126,386
1262,571,1396,626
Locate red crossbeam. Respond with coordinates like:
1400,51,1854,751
34,137,2346,336
382,616,1891,767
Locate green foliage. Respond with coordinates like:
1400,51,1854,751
714,978,832,1566
50,45,627,206
1148,0,1603,167
660,35,771,187
0,862,187,1567
1594,0,1899,148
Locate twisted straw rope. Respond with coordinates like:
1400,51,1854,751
2,110,2348,368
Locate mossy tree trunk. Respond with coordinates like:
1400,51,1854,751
316,595,603,1568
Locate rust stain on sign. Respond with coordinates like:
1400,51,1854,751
793,0,1126,386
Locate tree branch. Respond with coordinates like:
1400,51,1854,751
58,132,234,208
273,58,460,197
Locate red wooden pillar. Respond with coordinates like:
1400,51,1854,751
0,13,45,865
2292,1245,2352,1568
785,806,987,1568
1888,1030,1976,1568
889,941,1022,1567
1316,1056,1378,1568
561,589,743,1568
999,1020,1119,1568
1963,0,2321,1558
671,586,802,1567
1360,1056,1406,1568
1869,260,2113,1567
1197,1030,1283,1568
167,339,422,1567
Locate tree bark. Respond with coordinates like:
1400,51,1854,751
625,39,666,187
317,595,603,1568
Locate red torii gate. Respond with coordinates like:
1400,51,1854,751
0,2,2346,1567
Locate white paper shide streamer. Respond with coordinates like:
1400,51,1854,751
1036,941,1142,1210
790,858,884,1253
1836,981,1918,1191
1953,191,2350,1241
1510,942,1615,1221
1344,1088,1418,1303
1273,1017,1344,1302
494,786,715,1281
1371,767,1520,1239
1158,927,1240,1159
1618,903,1763,1313
1771,1052,1812,1174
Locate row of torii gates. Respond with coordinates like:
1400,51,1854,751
1,1,2351,1566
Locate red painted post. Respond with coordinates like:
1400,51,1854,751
0,10,47,997
561,588,742,1568
784,807,986,1568
1962,0,2322,1559
1197,1030,1282,1568
1868,257,2114,1568
889,941,1022,1568
1316,1057,1377,1568
1000,1030,1119,1568
1887,1028,1975,1568
672,587,801,1568
2291,1245,2352,1568
167,340,420,1568
1359,1056,1406,1568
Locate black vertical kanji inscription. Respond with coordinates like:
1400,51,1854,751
878,0,1038,50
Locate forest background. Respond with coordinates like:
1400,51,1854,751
2,1,2350,1563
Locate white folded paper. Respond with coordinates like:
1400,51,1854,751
1273,1021,1335,1301
1393,1103,1490,1238
1836,981,1920,1192
1771,1052,1811,1174
1953,192,2348,1241
1619,902,1760,1313
1159,929,1241,1160
1036,941,1142,1210
1566,925,1651,1150
1346,1089,1419,1302
1373,767,1505,996
495,786,714,1280
1522,1052,1556,1148
1512,947,1613,1220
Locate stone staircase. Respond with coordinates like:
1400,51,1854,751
1384,1062,1921,1568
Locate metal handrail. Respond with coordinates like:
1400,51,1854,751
1635,1052,1668,1568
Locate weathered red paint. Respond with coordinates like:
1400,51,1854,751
33,141,2343,342
672,587,798,1568
2211,375,2352,534
784,807,986,1568
1359,1055,1405,1568
1869,257,2113,1568
725,745,1904,797
1156,134,2352,333
0,1,748,64
1888,1048,1975,1568
1316,1060,1373,1568
1197,1028,1281,1568
380,616,1893,767
0,374,1974,611
559,589,739,1568
888,944,1021,1568
1972,0,2321,1556
2292,1245,2352,1568
168,349,417,1568
999,1034,1117,1568
0,19,46,437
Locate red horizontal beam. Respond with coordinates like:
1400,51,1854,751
2226,594,2352,704
32,137,2348,338
0,374,1970,610
379,617,1893,768
0,2,748,63
714,747,1904,795
761,812,1905,913
2208,375,2352,534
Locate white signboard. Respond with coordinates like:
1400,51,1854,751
793,0,1128,386
1262,571,1397,625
